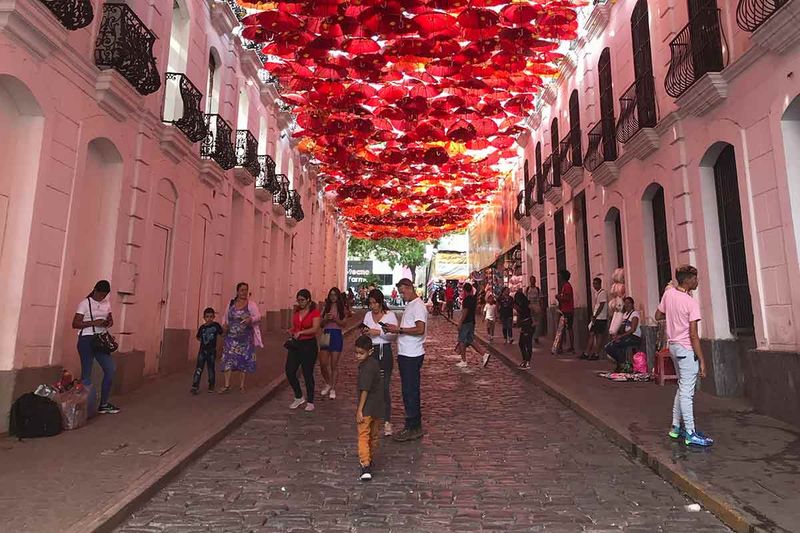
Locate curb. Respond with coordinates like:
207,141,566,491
73,321,363,533
445,316,762,533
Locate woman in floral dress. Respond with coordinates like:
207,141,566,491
220,282,262,392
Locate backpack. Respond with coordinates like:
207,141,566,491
9,392,63,439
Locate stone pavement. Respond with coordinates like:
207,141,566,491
454,312,800,533
118,316,727,532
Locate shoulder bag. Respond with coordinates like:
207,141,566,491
87,298,118,354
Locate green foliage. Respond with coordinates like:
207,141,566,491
348,238,439,280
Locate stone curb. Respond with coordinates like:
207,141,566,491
72,321,363,533
445,316,762,533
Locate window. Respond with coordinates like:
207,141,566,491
575,192,592,308
537,223,548,335
569,90,582,166
551,118,560,187
535,141,543,203
631,0,657,129
554,208,566,274
651,187,672,296
523,158,530,203
376,274,393,286
206,51,218,114
598,48,617,161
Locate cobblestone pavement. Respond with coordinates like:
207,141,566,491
118,318,728,532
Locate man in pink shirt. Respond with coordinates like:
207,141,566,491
655,265,713,447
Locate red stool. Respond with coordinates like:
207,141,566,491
654,348,678,386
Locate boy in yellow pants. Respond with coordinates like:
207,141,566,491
355,335,385,481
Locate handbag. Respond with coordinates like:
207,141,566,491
87,298,118,354
319,331,331,349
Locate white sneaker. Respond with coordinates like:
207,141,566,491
320,385,331,397
289,397,305,409
384,422,393,436
304,403,315,412
328,389,336,400
456,360,468,368
482,353,491,367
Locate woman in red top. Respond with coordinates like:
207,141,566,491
286,288,321,412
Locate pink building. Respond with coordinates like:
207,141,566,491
0,0,347,430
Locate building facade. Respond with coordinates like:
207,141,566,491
0,0,347,429
514,0,800,424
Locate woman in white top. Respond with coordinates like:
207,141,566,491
604,296,642,372
361,289,398,436
72,280,119,414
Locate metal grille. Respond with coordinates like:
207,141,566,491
665,3,725,98
617,76,657,144
538,223,548,335
584,120,617,172
534,142,543,204
542,155,553,196
651,187,672,297
550,119,561,188
201,114,236,170
554,209,566,275
235,130,261,178
37,0,93,30
256,155,278,192
163,73,208,143
736,0,789,31
559,128,581,175
273,174,290,206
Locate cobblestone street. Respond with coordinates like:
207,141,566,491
118,317,728,532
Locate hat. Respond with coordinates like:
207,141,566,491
396,278,414,288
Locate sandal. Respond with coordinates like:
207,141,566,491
218,386,231,394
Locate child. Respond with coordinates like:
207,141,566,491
483,293,497,342
355,335,385,481
192,307,223,394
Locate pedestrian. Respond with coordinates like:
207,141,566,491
286,288,321,412
655,265,713,446
525,276,541,344
456,283,488,367
383,278,427,442
514,290,534,369
347,288,356,313
361,288,398,436
219,282,262,393
191,307,223,394
354,335,385,481
72,279,119,414
391,287,398,306
483,293,497,342
498,286,514,344
581,277,608,361
445,284,455,319
555,270,575,353
319,287,347,400
604,296,641,371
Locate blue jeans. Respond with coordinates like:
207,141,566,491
192,349,216,389
670,343,699,433
78,335,116,404
398,354,424,430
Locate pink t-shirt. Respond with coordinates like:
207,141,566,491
657,287,701,349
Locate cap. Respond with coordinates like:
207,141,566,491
396,278,414,288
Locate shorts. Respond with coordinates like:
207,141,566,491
561,312,574,329
590,319,607,334
322,328,344,352
458,322,475,346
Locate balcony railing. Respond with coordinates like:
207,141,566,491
163,73,207,143
665,8,726,98
94,3,160,96
584,120,618,172
285,190,304,221
274,174,290,206
514,190,526,220
201,114,236,170
256,155,278,192
235,130,261,178
524,178,537,209
617,75,658,143
558,128,582,174
38,0,94,30
736,0,789,31
542,154,557,193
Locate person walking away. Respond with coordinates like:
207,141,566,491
319,287,347,400
555,270,575,353
431,289,441,316
219,282,262,393
514,290,534,369
192,307,223,394
73,280,119,414
362,288,398,436
354,335,385,481
391,287,399,306
655,265,713,446
525,276,541,344
604,297,641,371
498,287,514,344
383,278,427,442
581,277,608,361
445,284,455,319
456,283,487,367
286,289,321,412
483,293,497,342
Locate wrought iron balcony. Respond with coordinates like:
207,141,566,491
38,0,93,29
514,190,526,220
558,128,582,175
665,8,725,98
236,130,261,178
94,3,160,96
163,73,207,143
256,155,279,193
617,76,658,143
541,155,553,193
274,174,290,206
584,120,618,172
285,190,304,221
524,178,536,210
736,0,789,31
201,114,236,170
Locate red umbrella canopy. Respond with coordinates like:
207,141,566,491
237,0,581,239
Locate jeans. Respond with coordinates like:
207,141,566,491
398,354,424,430
286,338,318,403
670,343,699,434
78,335,115,405
518,322,534,362
605,335,641,365
501,316,513,340
372,343,393,422
192,349,216,389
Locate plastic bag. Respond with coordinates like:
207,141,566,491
54,388,89,430
632,352,648,374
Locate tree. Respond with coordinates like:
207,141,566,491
348,238,432,282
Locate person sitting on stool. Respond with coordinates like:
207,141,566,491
604,296,641,372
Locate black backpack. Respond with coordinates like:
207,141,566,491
9,392,63,439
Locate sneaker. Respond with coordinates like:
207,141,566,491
579,352,589,360
207,386,215,393
393,427,422,442
456,360,468,368
304,403,315,412
328,389,336,400
482,353,491,367
190,387,199,395
668,425,685,440
289,397,306,409
684,431,714,447
359,464,372,481
384,422,393,436
98,403,120,414
320,385,331,397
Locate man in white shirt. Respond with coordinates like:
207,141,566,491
384,278,427,442
581,277,608,361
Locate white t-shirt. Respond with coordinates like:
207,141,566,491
363,310,398,345
397,297,427,357
483,303,497,321
621,310,641,337
75,297,112,336
593,289,608,320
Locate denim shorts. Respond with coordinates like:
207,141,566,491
323,328,344,352
458,322,475,346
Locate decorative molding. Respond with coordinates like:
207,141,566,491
272,202,286,216
561,166,584,188
233,167,255,186
584,2,612,42
255,188,271,202
541,84,557,106
530,203,545,220
208,0,237,36
94,70,143,122
239,49,262,80
589,160,620,187
199,159,225,188
750,0,800,54
623,128,660,160
0,0,69,59
277,110,294,131
544,186,562,205
159,124,193,163
674,72,728,117
557,54,577,86
518,216,531,231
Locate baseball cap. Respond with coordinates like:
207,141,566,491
396,278,414,288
